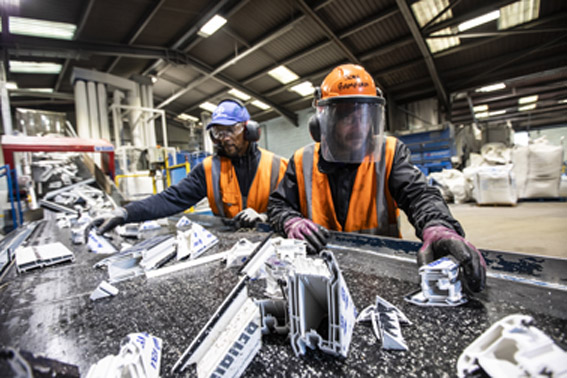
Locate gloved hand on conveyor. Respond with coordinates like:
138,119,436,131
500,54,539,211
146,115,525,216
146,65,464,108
418,225,487,293
233,208,268,228
91,208,128,235
284,217,330,255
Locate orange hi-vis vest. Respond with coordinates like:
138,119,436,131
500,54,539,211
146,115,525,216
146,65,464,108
294,137,400,237
203,148,288,218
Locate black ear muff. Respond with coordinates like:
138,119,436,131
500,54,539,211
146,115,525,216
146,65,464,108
308,115,321,142
244,120,260,142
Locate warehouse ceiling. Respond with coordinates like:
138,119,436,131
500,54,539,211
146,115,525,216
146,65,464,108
1,0,566,132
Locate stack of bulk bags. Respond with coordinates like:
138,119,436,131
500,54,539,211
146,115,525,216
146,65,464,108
512,138,564,199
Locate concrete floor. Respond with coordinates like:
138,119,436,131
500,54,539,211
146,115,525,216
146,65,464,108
399,201,567,258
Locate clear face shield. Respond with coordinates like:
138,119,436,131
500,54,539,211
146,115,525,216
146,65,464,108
317,96,385,163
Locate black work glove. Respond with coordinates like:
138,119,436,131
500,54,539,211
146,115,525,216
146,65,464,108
283,217,330,255
233,208,268,228
418,225,487,293
91,208,128,235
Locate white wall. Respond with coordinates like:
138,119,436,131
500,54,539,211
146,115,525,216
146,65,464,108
258,107,315,159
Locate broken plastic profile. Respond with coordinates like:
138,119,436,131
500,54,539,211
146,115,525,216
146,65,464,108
405,256,468,307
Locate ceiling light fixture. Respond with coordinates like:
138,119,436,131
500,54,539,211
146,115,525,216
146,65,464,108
1,17,76,40
177,113,199,122
199,102,218,113
473,104,488,112
5,82,18,90
475,82,506,93
519,104,536,111
228,88,251,101
268,66,299,84
198,15,227,38
458,10,500,32
518,95,538,104
251,100,270,110
290,81,315,97
10,61,62,74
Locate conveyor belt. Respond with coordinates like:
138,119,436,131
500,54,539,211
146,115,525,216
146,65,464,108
0,217,566,377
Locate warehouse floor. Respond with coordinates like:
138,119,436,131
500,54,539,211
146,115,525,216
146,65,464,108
400,201,567,258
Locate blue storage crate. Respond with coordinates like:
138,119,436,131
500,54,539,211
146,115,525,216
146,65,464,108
397,125,455,174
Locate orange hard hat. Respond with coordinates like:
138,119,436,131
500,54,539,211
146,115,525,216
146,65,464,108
320,64,377,99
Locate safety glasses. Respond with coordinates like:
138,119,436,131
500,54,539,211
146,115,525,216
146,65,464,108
210,123,245,139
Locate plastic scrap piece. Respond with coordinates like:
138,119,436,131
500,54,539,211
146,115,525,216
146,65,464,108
146,251,229,279
15,242,75,273
139,220,161,232
176,222,219,261
256,299,289,335
90,281,119,301
176,216,192,229
458,314,567,377
405,256,468,307
287,250,357,358
225,239,259,268
139,236,176,271
172,277,261,378
87,230,118,254
86,332,162,378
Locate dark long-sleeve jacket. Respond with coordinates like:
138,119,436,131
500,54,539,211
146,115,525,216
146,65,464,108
268,138,464,240
125,143,264,222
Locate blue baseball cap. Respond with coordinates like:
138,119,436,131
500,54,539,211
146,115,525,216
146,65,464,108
206,100,250,129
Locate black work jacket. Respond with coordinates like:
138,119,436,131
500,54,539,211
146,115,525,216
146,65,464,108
124,143,261,222
268,139,464,240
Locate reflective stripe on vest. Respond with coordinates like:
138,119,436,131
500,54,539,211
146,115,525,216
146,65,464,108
204,148,287,218
294,138,400,237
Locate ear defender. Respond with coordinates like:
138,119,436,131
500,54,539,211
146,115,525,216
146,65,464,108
244,120,261,142
308,114,321,142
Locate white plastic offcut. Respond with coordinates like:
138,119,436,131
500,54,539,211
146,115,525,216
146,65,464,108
15,242,75,273
225,239,260,268
287,251,357,358
405,256,467,307
87,230,118,254
90,281,119,301
86,332,162,378
173,278,261,378
457,314,567,378
176,222,218,261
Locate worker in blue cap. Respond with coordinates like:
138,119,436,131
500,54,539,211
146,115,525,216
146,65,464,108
94,98,288,233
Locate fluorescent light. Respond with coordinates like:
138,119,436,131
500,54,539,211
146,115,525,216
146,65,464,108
475,82,506,92
426,27,460,53
290,81,315,97
228,88,251,101
476,110,506,118
559,99,567,104
7,17,76,40
6,82,18,90
473,104,488,112
199,102,218,113
519,103,536,111
458,10,500,32
198,15,227,37
518,95,538,104
177,113,198,122
26,88,54,93
499,0,540,30
268,66,299,84
10,61,62,74
411,0,453,27
251,100,270,110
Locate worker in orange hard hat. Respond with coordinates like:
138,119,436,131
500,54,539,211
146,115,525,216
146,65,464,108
268,64,486,293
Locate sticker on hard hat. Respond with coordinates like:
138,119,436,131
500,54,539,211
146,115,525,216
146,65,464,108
338,77,370,91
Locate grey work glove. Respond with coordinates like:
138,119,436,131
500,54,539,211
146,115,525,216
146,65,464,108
418,225,487,293
233,208,268,228
91,208,128,235
284,217,330,255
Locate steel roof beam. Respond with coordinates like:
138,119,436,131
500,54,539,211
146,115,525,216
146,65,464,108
105,0,167,73
395,0,449,111
294,0,361,65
